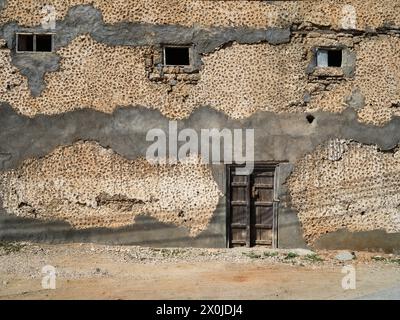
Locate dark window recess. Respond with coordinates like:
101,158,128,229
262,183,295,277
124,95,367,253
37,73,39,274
36,34,53,52
16,34,53,52
316,49,343,67
17,34,34,52
328,50,342,67
164,47,190,66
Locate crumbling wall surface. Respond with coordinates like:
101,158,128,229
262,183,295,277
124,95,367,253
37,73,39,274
2,32,400,124
195,41,307,118
0,2,400,123
0,34,308,118
355,36,400,125
299,0,400,31
1,35,179,117
0,0,299,28
288,140,400,245
305,34,400,126
1,0,399,30
0,141,222,236
1,0,400,249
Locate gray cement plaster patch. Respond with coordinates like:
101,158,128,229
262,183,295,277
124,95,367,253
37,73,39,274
0,104,399,172
314,229,400,254
11,53,60,97
0,198,227,247
345,88,365,110
0,5,291,95
1,104,400,249
275,163,308,249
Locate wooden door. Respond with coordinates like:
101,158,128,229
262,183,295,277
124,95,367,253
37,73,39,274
228,165,277,248
250,170,275,246
229,173,250,247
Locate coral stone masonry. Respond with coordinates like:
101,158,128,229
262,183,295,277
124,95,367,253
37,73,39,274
1,0,400,252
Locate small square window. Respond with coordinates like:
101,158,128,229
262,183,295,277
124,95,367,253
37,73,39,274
164,46,191,66
17,34,34,52
36,34,53,52
316,49,342,67
16,33,54,53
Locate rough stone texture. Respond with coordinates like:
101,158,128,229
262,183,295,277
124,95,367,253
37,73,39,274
0,3,400,124
1,0,400,250
0,0,299,28
1,0,400,31
0,5,293,51
288,140,400,245
0,34,304,118
196,41,307,118
0,141,222,235
355,36,400,125
1,29,400,124
304,33,400,126
0,4,292,94
1,103,400,248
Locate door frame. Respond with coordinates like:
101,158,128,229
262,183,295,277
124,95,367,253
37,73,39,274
226,162,281,248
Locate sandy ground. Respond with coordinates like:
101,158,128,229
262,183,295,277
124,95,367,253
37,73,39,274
0,243,399,300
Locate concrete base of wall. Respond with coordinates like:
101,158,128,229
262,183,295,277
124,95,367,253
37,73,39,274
0,199,227,247
314,229,400,254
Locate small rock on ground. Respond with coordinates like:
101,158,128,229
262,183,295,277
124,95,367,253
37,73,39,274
335,251,355,261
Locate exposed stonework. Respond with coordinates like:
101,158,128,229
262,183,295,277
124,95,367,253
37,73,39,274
288,140,400,245
1,0,400,31
0,0,299,28
195,41,307,118
0,35,309,119
305,34,400,126
1,2,400,124
2,32,400,124
0,141,222,236
0,35,198,118
355,36,400,125
1,0,400,250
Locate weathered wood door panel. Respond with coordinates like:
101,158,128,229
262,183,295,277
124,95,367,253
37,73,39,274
228,165,277,248
250,170,274,246
230,174,250,247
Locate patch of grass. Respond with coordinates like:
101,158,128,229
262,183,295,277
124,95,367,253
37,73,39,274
263,251,279,258
303,254,324,262
160,248,187,257
371,256,400,264
242,252,262,259
285,252,299,260
371,256,386,262
0,242,25,255
160,249,169,256
388,258,400,265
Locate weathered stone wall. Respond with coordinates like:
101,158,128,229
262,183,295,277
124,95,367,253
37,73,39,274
288,140,400,245
0,35,307,118
1,0,400,30
0,141,222,235
1,3,400,124
1,0,400,250
2,32,400,124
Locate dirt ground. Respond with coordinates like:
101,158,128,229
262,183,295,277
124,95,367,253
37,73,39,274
0,243,399,300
